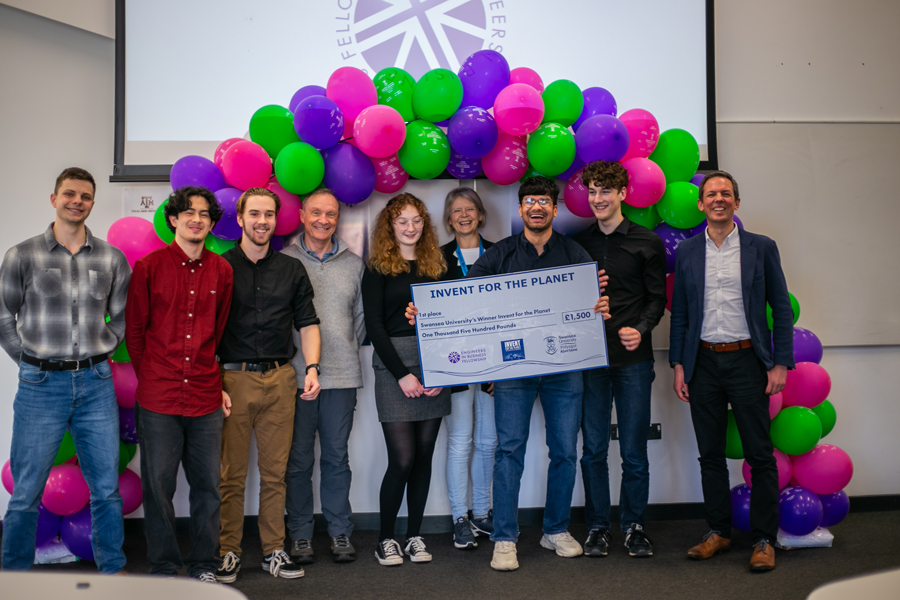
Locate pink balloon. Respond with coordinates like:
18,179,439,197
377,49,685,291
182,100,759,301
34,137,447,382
118,468,143,515
769,392,784,419
42,465,90,516
2,459,13,494
742,449,793,490
619,108,660,161
493,83,545,136
782,362,832,409
111,361,137,409
372,154,409,194
327,67,378,139
509,67,544,93
481,132,529,185
563,169,593,218
793,444,853,495
214,138,245,169
107,217,167,269
353,105,406,158
266,179,302,236
621,157,666,208
221,141,272,191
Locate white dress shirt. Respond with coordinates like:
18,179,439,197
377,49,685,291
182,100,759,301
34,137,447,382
700,225,751,343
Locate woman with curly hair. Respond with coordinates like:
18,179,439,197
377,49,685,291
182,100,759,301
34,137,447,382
362,193,450,566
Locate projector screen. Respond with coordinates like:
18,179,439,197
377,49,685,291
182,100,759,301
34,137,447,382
113,0,716,181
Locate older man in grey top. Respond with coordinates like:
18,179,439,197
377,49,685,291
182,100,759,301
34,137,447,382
284,188,366,564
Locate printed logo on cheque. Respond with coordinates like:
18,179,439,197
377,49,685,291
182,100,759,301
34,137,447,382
501,338,525,362
544,336,558,355
448,351,461,363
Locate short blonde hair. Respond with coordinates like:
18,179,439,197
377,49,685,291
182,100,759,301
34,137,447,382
236,188,281,215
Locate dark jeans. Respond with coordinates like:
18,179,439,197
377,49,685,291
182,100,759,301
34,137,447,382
689,346,778,543
581,360,655,532
135,402,223,576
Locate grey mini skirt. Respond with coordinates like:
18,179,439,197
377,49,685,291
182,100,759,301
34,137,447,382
372,336,451,423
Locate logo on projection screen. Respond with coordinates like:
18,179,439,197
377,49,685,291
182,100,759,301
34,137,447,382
341,0,501,78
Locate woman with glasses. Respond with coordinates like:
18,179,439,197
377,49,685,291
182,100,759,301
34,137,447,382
439,188,497,550
362,193,450,566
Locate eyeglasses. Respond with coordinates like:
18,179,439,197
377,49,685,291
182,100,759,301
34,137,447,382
451,207,478,216
522,197,553,207
394,217,424,228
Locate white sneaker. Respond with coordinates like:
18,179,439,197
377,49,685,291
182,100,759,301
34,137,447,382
540,531,584,557
491,541,519,571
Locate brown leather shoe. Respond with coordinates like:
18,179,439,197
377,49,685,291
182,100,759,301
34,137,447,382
750,540,775,571
687,531,731,560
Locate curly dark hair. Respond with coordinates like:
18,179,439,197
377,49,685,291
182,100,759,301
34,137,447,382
165,186,224,233
581,160,629,191
517,176,559,205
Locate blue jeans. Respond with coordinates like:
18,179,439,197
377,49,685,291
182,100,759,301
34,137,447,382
446,385,496,520
2,361,125,573
581,360,654,532
490,372,583,542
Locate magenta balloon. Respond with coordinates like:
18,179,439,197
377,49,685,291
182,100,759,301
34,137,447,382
622,157,666,208
446,150,483,179
448,106,498,159
107,217,166,269
575,114,631,163
458,49,510,110
211,187,243,241
573,87,617,131
793,444,854,495
170,155,226,192
493,83,545,136
353,105,407,158
111,361,137,409
42,465,89,516
267,180,302,235
481,132,528,185
327,67,378,139
214,139,245,169
289,84,327,114
778,486,824,536
818,490,850,527
2,459,13,494
36,503,62,546
371,154,409,194
793,327,824,364
322,143,376,205
293,95,344,150
782,362,832,409
619,108,660,161
742,449,793,490
509,67,544,93
769,392,784,419
221,141,272,190
60,505,94,561
563,169,593,218
118,468,143,515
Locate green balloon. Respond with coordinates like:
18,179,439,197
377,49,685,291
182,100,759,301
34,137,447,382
526,123,576,177
154,199,175,244
520,165,545,182
118,442,137,475
648,128,700,183
771,406,822,455
725,409,743,459
249,104,301,159
657,182,704,229
375,67,417,122
766,292,800,330
412,69,463,122
541,80,584,127
622,202,661,230
398,120,451,179
811,399,837,438
205,235,235,255
53,431,76,466
274,142,325,195
111,339,130,363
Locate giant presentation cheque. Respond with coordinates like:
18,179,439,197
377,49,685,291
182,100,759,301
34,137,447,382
411,262,609,388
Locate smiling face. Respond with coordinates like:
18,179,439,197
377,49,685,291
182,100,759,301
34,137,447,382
238,194,277,248
698,176,740,227
300,192,340,245
587,183,625,225
518,195,557,233
448,196,481,238
169,195,213,246
50,179,94,226
392,204,424,252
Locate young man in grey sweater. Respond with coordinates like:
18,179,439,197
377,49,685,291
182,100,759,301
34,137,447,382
283,188,366,563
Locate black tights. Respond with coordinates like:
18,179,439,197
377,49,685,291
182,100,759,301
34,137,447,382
379,417,443,541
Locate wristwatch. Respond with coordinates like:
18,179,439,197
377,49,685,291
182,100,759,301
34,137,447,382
669,361,681,369
305,363,320,375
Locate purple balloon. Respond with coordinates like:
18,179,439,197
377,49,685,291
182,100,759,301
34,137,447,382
60,505,94,561
212,188,243,241
289,85,327,114
573,87,617,131
654,222,691,274
447,107,498,159
35,503,62,546
119,407,137,444
322,143,376,205
818,490,849,527
270,235,284,251
575,115,630,163
458,50,510,110
170,156,226,192
293,95,344,150
793,327,824,364
557,155,586,182
778,485,824,536
731,484,752,532
690,173,705,187
446,151,483,179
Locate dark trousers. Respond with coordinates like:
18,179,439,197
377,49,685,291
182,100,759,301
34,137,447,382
688,346,778,543
135,402,224,576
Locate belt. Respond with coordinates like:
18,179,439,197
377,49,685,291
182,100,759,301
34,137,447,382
220,360,289,373
21,353,109,371
701,339,753,352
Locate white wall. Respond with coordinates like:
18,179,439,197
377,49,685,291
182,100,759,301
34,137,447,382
1,1,898,520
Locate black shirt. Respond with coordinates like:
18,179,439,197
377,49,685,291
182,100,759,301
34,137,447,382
572,217,666,367
467,230,594,278
218,243,319,362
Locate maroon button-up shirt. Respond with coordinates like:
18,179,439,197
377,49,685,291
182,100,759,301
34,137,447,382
126,242,233,417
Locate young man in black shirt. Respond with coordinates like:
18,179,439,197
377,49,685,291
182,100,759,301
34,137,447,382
573,161,666,559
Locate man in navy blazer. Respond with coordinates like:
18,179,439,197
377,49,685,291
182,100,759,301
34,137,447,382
669,171,794,572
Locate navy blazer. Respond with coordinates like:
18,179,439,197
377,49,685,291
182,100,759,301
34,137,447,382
668,227,795,383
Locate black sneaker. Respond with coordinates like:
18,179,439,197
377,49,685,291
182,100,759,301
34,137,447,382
215,551,240,583
453,516,478,549
261,549,305,578
331,534,357,562
290,538,314,565
584,529,611,557
191,572,219,584
470,510,494,536
404,536,433,563
625,524,653,557
375,539,403,566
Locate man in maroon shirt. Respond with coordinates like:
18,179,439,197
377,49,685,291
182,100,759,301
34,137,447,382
126,186,233,582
